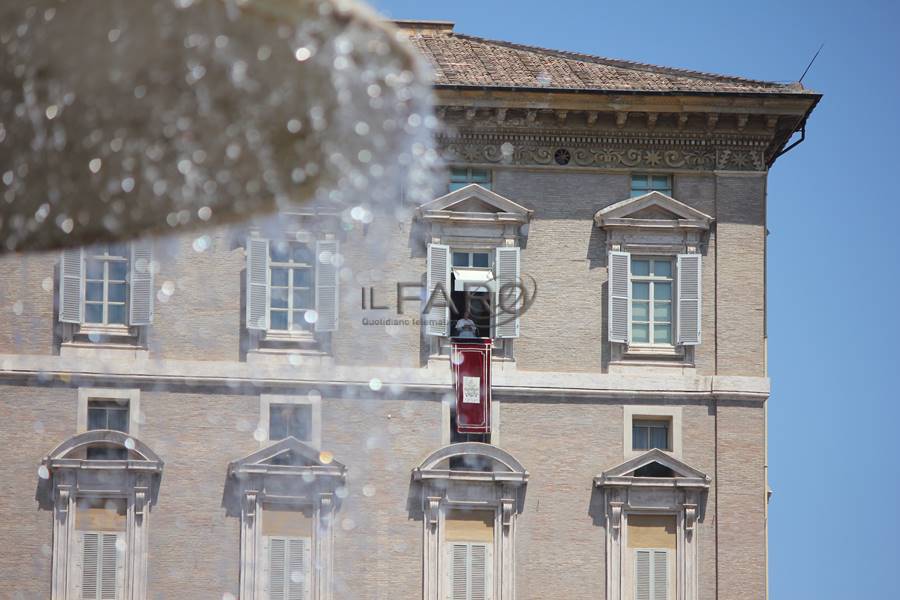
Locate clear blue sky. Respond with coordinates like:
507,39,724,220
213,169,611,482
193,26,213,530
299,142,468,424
371,1,900,596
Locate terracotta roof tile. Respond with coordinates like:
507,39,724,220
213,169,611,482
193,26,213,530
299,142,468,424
402,27,808,95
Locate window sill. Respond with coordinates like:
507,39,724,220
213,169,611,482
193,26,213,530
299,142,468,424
623,344,684,359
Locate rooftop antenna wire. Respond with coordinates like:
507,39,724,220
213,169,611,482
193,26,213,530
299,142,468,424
799,43,824,83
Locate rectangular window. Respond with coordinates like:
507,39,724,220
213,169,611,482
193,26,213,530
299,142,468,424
87,399,130,433
80,532,121,600
449,167,492,192
632,419,670,451
269,403,313,442
84,243,129,325
452,251,492,268
630,174,672,197
630,258,673,345
269,240,315,332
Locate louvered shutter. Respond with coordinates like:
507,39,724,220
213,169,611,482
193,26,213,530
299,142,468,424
469,543,489,600
676,254,702,345
246,237,270,330
80,532,122,600
82,532,100,599
287,538,310,600
425,243,450,337
315,240,339,332
269,537,287,600
635,549,651,600
129,241,154,325
60,248,84,323
494,247,520,339
652,550,668,600
608,251,631,343
449,543,468,600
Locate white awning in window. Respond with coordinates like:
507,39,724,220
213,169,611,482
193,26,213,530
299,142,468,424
452,269,495,292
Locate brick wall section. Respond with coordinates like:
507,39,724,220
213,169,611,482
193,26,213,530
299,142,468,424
715,401,766,599
149,229,245,362
0,385,76,599
715,174,767,376
494,169,627,372
0,251,56,356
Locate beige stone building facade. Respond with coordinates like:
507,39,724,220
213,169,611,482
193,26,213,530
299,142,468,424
0,21,819,600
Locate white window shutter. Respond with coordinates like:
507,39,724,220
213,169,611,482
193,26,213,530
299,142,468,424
269,537,287,600
676,254,702,345
315,239,339,333
635,549,651,600
246,237,270,331
426,243,451,337
82,532,100,599
59,248,84,323
494,246,520,339
129,241,154,326
470,543,490,600
449,543,468,600
287,538,310,600
608,251,631,344
652,550,668,600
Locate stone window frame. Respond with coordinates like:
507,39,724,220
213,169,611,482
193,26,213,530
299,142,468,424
623,405,682,459
595,191,712,366
77,387,142,438
258,393,322,449
227,438,345,600
417,183,533,364
243,211,342,361
594,449,709,600
40,430,163,600
412,443,528,600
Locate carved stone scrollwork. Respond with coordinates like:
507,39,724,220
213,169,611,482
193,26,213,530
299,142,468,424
134,490,147,520
243,491,258,521
426,496,441,529
609,501,624,537
500,498,515,529
57,488,70,513
684,503,698,536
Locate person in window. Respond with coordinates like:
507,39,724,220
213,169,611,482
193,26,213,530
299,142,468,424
454,311,479,338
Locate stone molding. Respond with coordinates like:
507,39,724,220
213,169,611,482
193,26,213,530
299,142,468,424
227,437,345,600
413,443,528,600
594,449,710,600
41,430,163,600
438,130,769,172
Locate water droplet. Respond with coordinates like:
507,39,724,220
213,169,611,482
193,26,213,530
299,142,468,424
107,28,121,43
88,158,102,173
253,428,266,442
60,218,74,233
121,177,135,193
124,438,135,450
369,378,382,391
45,105,58,119
287,119,302,133
290,570,305,583
256,46,271,61
319,451,333,464
12,301,23,315
42,277,53,291
198,206,212,221
37,465,49,479
362,484,376,497
161,280,175,296
115,538,128,552
341,517,356,531
335,485,348,499
192,235,210,252
294,47,312,62
501,142,515,156
303,310,318,324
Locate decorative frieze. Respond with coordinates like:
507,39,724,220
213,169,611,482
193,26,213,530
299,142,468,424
439,131,768,171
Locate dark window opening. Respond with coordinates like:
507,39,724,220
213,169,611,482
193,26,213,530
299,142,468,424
86,445,128,460
87,399,129,433
633,462,675,478
632,419,670,451
449,276,492,339
269,404,312,441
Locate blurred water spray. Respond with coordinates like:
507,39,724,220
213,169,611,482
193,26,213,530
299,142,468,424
0,0,438,253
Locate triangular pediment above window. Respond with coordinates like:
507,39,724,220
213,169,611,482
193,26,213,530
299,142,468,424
228,437,345,476
594,191,713,231
594,449,710,488
417,184,533,224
